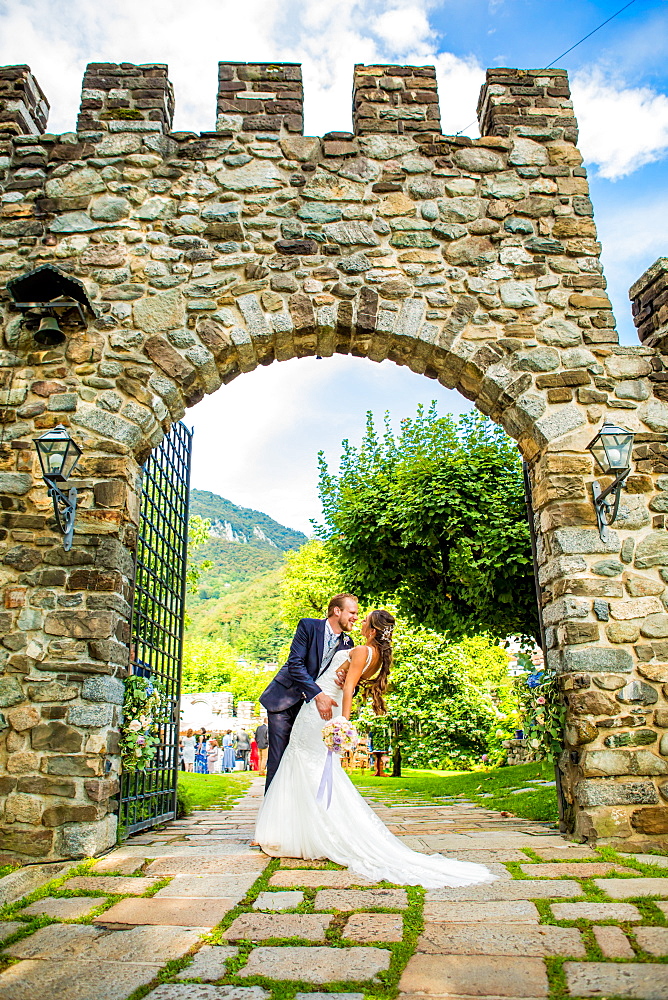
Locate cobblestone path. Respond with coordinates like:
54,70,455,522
1,778,668,999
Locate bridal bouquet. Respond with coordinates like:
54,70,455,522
322,716,359,755
317,717,359,810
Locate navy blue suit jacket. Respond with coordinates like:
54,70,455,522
259,618,354,713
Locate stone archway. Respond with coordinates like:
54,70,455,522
1,58,668,861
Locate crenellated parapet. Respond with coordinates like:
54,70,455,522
477,67,577,143
0,65,49,136
1,58,668,859
216,62,303,135
352,64,441,136
76,62,174,135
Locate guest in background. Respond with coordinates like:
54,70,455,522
178,738,185,771
222,730,236,773
236,727,251,770
254,718,268,775
207,738,220,775
194,728,208,774
182,728,196,772
250,737,259,772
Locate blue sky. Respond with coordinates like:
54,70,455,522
2,0,667,530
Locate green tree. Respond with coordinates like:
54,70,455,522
317,406,536,639
280,540,344,630
186,515,213,595
355,621,515,770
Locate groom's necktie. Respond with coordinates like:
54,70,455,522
319,626,340,677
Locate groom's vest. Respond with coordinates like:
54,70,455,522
260,617,353,713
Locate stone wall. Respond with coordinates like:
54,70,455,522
0,60,668,860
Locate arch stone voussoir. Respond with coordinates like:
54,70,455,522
1,60,668,859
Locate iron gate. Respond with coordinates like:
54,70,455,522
119,421,193,835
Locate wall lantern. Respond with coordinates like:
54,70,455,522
6,264,95,347
587,422,635,542
34,425,83,551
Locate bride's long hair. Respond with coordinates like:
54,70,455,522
361,609,395,715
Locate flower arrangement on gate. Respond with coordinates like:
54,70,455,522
513,652,564,763
317,716,359,808
120,675,168,772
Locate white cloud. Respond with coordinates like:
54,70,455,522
572,68,668,179
374,6,431,50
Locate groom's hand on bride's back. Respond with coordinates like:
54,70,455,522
314,692,338,720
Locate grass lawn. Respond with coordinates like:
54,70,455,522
178,771,253,812
351,762,559,823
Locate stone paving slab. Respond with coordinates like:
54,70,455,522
634,926,668,955
146,855,267,876
96,897,233,928
530,846,598,860
629,854,668,868
416,922,585,957
92,855,145,875
595,877,668,898
155,874,257,901
5,923,206,963
425,880,581,902
399,953,549,997
564,961,668,999
120,843,252,858
253,891,304,910
64,875,160,894
146,987,270,1000
441,849,529,863
0,959,159,1000
223,913,332,941
295,994,364,1000
343,912,404,942
269,870,377,888
238,945,391,983
593,925,635,958
22,896,106,919
414,834,569,850
314,888,408,910
278,858,330,868
518,862,634,878
0,921,23,943
657,901,668,919
423,900,540,923
175,945,239,981
551,901,642,921
0,863,70,906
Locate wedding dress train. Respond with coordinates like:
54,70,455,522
255,648,496,888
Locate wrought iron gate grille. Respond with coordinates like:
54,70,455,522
119,421,192,835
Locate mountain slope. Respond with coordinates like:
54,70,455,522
190,489,306,551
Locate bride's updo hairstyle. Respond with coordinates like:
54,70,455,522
363,609,395,715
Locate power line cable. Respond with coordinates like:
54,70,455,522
454,0,642,135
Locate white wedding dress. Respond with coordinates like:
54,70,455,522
254,648,496,888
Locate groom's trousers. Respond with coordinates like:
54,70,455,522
266,702,302,790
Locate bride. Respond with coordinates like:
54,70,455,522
254,609,496,888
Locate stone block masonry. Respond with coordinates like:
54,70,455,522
0,65,49,136
217,62,303,134
0,57,667,859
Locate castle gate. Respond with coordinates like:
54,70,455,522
1,59,668,859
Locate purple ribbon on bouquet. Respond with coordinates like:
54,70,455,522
316,749,334,809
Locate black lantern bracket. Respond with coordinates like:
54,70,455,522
33,425,83,552
591,470,631,543
587,422,636,543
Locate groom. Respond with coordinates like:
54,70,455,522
259,593,358,789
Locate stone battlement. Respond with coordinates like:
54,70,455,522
0,61,574,142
